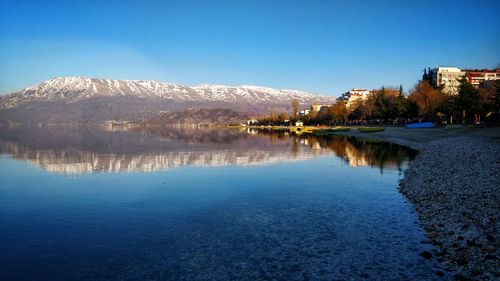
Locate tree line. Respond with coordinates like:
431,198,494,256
257,76,500,126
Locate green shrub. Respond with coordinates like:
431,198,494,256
358,127,385,133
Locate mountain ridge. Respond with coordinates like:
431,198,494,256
0,76,337,123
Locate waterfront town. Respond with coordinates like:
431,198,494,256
250,66,500,128
1,0,499,280
242,66,500,281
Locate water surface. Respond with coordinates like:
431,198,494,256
0,126,446,280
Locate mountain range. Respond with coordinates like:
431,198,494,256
0,76,337,124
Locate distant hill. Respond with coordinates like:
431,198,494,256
143,108,249,125
0,77,337,124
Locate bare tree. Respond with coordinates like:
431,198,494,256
291,99,300,118
329,101,349,125
269,109,277,123
278,112,289,123
408,81,446,120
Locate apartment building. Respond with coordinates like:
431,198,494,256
337,89,371,108
429,67,465,95
299,104,330,116
464,68,500,87
429,67,499,94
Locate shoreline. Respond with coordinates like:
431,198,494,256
337,127,500,280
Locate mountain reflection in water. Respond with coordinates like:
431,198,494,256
0,126,417,174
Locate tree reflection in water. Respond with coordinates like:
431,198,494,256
0,125,416,174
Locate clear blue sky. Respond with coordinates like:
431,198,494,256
1,0,499,96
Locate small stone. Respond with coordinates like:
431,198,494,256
466,240,482,247
482,246,496,253
454,274,469,281
420,251,433,260
360,273,370,279
456,257,468,265
485,254,496,260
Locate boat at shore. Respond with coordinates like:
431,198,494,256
406,122,435,129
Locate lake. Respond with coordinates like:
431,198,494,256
0,126,447,280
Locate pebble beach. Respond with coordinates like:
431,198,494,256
341,127,500,280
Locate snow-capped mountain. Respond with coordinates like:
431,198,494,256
0,76,337,123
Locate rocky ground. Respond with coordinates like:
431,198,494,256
398,136,499,281
339,127,499,280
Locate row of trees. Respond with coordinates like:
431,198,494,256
407,77,499,124
258,77,500,126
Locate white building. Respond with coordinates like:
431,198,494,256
311,104,329,112
299,109,311,116
429,67,465,95
246,118,258,125
337,89,371,108
299,104,329,116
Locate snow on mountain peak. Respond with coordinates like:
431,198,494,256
1,77,337,111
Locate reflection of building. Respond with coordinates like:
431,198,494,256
0,126,413,174
246,128,259,135
344,145,369,167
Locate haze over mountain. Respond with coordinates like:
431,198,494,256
144,108,250,126
0,77,337,124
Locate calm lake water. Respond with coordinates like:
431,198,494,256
0,126,447,280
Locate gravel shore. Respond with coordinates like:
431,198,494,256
340,128,499,280
398,136,499,281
